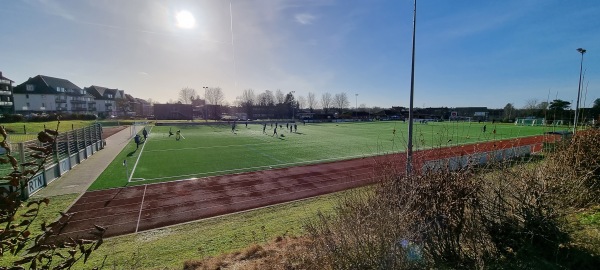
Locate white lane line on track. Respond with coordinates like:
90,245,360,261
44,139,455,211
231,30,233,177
135,184,147,233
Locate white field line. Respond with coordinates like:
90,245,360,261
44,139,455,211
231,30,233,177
135,184,147,233
145,142,273,152
128,126,152,183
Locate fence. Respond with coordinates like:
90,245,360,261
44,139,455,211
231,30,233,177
0,123,104,199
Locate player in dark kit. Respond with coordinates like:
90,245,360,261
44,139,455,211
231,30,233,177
168,128,174,137
134,134,141,149
273,127,278,136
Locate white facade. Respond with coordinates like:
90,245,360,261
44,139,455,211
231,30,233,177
13,94,52,112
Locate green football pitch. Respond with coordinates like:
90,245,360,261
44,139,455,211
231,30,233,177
88,121,559,190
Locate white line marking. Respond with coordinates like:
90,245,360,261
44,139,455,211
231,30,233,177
145,142,272,152
128,126,152,182
135,184,148,233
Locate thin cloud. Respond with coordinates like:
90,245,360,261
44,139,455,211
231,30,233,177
138,71,149,76
295,13,316,25
24,0,75,21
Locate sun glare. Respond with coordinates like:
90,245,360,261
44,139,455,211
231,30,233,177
176,10,195,29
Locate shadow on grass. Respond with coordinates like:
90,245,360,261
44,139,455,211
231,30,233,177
127,149,137,157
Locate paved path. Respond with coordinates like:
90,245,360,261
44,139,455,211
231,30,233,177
33,126,133,198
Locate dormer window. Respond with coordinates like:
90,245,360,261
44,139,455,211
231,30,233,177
81,90,86,95
26,84,35,91
108,94,113,98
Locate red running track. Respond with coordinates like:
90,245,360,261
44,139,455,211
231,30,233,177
49,135,556,240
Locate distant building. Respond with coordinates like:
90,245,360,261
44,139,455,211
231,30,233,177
134,98,153,117
85,85,121,118
153,104,193,120
0,71,15,114
13,75,94,114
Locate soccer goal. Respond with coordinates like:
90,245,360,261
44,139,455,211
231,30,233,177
514,118,546,126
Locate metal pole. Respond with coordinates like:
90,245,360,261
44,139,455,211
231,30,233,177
355,93,358,119
574,48,586,135
406,0,417,175
204,86,208,122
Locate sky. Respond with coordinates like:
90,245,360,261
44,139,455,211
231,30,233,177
1,0,599,109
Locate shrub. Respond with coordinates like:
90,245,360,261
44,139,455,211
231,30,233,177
303,131,600,269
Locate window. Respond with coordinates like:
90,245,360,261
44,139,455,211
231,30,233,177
42,103,46,107
26,84,34,91
107,94,113,98
26,94,29,99
26,102,30,107
41,95,46,99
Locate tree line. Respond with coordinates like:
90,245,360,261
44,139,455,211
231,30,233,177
173,87,358,119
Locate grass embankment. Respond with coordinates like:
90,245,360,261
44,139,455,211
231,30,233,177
77,192,340,269
0,193,79,266
1,190,342,269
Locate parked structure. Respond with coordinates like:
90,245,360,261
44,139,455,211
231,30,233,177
0,71,15,114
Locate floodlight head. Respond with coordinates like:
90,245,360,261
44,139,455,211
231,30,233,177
577,48,587,54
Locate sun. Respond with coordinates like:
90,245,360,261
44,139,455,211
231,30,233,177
175,10,195,29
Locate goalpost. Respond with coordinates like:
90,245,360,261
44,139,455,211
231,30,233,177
514,118,546,126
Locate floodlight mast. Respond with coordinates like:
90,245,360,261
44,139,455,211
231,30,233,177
573,48,586,135
406,0,417,175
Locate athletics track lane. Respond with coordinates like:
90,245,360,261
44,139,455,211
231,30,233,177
48,135,556,240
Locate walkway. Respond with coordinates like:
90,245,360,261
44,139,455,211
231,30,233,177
33,126,133,198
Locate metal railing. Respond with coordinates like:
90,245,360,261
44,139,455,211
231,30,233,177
0,123,104,198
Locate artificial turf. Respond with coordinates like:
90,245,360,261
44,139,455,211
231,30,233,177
88,121,559,190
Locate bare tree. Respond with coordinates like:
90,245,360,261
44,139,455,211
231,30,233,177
307,92,317,111
205,87,224,105
321,92,333,114
297,95,306,110
333,92,350,113
241,89,256,106
257,90,275,106
275,89,286,104
205,87,225,120
503,103,515,121
240,89,256,118
178,87,197,104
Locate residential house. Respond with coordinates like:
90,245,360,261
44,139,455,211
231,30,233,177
85,85,120,118
13,75,94,114
0,71,15,114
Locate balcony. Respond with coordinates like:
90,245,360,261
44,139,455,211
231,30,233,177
0,79,12,84
70,100,87,104
0,91,11,95
0,101,13,106
88,107,97,111
72,107,87,111
55,98,67,103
